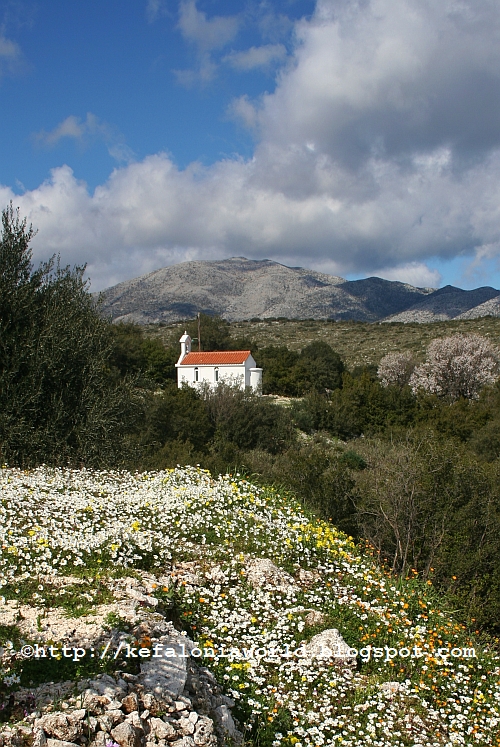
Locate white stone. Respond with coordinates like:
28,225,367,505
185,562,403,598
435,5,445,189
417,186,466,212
149,717,176,741
303,629,355,664
32,730,47,747
139,632,194,700
35,713,82,742
245,558,298,591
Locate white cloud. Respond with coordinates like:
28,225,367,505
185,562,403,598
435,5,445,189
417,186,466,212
0,33,19,59
375,263,442,289
174,56,217,85
178,0,238,52
35,114,93,146
0,31,22,77
228,95,259,130
34,113,134,164
146,0,168,23
224,44,287,71
7,0,500,291
174,0,239,84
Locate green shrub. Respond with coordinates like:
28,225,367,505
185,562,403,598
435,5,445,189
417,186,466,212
109,322,177,385
201,382,296,454
255,342,345,396
353,431,500,631
471,418,500,461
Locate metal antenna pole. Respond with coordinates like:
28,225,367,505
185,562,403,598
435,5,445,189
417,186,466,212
197,312,201,351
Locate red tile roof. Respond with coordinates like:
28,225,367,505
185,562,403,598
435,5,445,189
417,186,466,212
180,350,251,365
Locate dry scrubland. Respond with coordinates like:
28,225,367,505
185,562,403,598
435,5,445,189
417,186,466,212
1,466,499,746
144,318,500,370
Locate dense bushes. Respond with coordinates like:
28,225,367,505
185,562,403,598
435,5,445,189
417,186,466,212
291,372,417,439
109,322,178,385
352,432,500,631
255,341,344,395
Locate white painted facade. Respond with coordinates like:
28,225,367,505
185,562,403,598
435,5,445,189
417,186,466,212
175,332,263,394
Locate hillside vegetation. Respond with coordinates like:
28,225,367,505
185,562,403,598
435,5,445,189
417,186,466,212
144,317,500,371
1,465,499,746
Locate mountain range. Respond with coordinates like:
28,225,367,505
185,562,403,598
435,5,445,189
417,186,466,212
98,257,500,324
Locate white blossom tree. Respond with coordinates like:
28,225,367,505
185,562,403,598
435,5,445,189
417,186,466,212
409,333,500,401
377,351,416,388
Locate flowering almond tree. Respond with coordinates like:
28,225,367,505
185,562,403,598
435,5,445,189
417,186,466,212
377,351,416,388
409,333,500,401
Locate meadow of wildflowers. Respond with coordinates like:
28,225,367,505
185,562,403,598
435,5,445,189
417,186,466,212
1,464,499,746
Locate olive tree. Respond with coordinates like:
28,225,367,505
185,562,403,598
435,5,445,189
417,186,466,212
0,204,138,467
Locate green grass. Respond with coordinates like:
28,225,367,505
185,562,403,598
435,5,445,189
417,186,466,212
143,317,500,369
2,578,113,618
15,642,141,691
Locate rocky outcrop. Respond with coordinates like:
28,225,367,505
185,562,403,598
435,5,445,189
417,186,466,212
0,559,355,747
303,629,356,666
245,558,298,592
0,567,243,747
9,628,242,747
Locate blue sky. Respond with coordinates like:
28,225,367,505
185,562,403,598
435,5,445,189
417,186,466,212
2,0,500,291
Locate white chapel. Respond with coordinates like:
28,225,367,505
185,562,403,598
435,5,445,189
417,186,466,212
175,332,263,394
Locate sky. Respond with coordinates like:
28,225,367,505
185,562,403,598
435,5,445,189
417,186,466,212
2,0,500,292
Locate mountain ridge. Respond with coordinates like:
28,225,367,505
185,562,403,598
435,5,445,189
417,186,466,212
98,257,500,324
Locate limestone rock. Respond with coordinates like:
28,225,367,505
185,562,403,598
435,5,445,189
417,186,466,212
107,699,125,710
304,610,326,626
245,558,298,592
88,677,126,701
98,257,442,325
178,717,195,736
89,734,108,747
303,629,356,665
121,693,139,714
32,730,47,747
171,739,195,747
110,721,142,747
139,632,194,700
126,588,159,607
81,690,109,713
214,705,242,744
124,711,145,732
98,713,119,733
193,717,216,747
108,709,126,725
35,713,83,742
149,717,176,740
